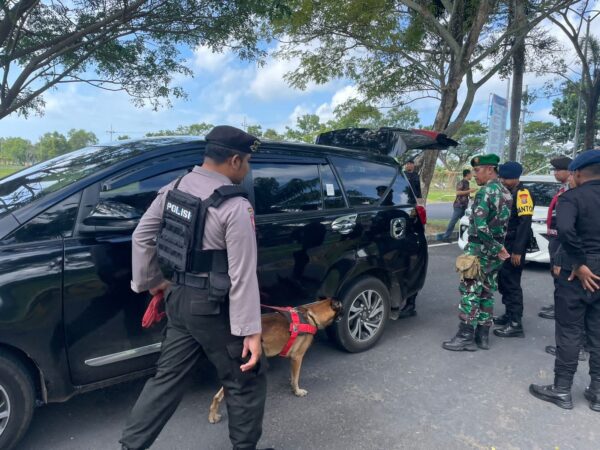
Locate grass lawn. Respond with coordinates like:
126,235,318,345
0,166,23,179
426,219,452,234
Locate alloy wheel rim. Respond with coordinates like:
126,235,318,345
0,385,10,436
347,289,384,342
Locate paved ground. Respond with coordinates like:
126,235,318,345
425,201,453,220
17,244,599,450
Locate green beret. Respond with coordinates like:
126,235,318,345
470,154,500,167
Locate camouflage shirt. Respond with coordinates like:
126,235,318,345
466,178,512,259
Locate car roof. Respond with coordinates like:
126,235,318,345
520,175,558,183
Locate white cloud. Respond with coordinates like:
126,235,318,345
192,45,234,72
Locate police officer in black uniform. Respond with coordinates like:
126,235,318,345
493,162,534,338
529,150,600,411
120,126,272,449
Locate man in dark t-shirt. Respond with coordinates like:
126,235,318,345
404,159,422,203
442,169,477,240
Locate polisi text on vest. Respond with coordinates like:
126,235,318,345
166,201,192,221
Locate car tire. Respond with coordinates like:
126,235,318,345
0,351,35,450
330,276,390,353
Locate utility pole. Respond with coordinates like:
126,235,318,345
106,124,116,142
241,117,248,131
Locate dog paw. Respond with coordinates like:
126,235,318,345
293,388,308,397
208,413,222,424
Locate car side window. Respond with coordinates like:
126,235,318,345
252,163,322,215
388,170,414,205
330,157,397,207
2,192,82,244
320,163,346,209
99,168,189,214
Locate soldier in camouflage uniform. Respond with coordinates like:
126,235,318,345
443,154,513,351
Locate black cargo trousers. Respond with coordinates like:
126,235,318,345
498,239,526,320
120,284,267,450
554,256,600,385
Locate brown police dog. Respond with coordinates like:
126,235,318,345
208,298,342,424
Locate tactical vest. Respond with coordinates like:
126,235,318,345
156,176,248,285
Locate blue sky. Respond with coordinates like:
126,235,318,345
0,32,573,145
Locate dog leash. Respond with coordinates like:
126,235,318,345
260,304,318,357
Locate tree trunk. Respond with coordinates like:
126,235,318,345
508,0,526,161
583,77,600,150
419,82,459,200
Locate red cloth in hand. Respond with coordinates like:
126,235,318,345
142,291,166,328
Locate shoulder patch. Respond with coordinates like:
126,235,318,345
516,189,533,216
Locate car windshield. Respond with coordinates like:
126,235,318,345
521,181,559,207
0,143,151,219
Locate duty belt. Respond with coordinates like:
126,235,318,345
171,272,208,288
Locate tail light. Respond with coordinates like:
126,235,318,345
416,205,427,225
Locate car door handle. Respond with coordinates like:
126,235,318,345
331,214,357,235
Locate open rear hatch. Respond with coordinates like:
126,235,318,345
315,127,458,161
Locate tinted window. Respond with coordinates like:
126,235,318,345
320,163,345,209
331,157,397,206
381,171,414,206
3,192,81,244
521,182,559,207
99,168,189,213
252,163,322,215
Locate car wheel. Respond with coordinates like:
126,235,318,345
0,352,35,450
331,276,390,353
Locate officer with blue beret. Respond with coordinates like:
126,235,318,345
530,149,600,412
494,161,535,338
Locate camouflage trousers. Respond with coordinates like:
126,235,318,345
458,256,503,327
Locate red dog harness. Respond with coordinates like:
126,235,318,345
261,305,318,357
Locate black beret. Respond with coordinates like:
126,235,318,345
205,125,261,154
568,149,600,171
550,156,572,170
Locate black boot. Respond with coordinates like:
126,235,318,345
397,295,416,319
493,313,510,326
538,308,555,320
584,378,600,412
494,319,525,338
474,324,491,350
442,322,477,352
529,379,573,409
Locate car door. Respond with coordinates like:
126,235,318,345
63,154,200,385
251,154,358,306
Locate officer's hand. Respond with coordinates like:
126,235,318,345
569,265,600,292
552,265,561,277
511,254,522,267
150,280,170,296
240,333,262,372
470,188,478,193
498,247,510,261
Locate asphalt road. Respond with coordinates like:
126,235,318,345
16,244,599,450
426,202,453,220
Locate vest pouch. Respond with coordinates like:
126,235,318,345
188,287,221,316
208,272,231,303
455,254,481,281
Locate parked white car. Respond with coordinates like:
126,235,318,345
457,175,560,264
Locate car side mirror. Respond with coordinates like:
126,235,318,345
82,200,142,231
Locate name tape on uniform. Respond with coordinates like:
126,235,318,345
166,201,193,221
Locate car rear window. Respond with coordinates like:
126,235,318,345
521,182,559,207
330,157,397,206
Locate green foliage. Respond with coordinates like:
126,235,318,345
438,120,487,171
550,81,599,143
36,132,70,161
67,129,98,150
0,1,275,119
145,122,214,137
0,137,35,165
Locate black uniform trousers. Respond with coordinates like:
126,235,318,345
120,285,267,450
554,258,600,385
498,241,526,320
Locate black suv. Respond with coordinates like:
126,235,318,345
0,128,455,448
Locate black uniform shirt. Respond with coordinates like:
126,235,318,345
557,179,600,266
504,182,534,255
405,171,422,199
